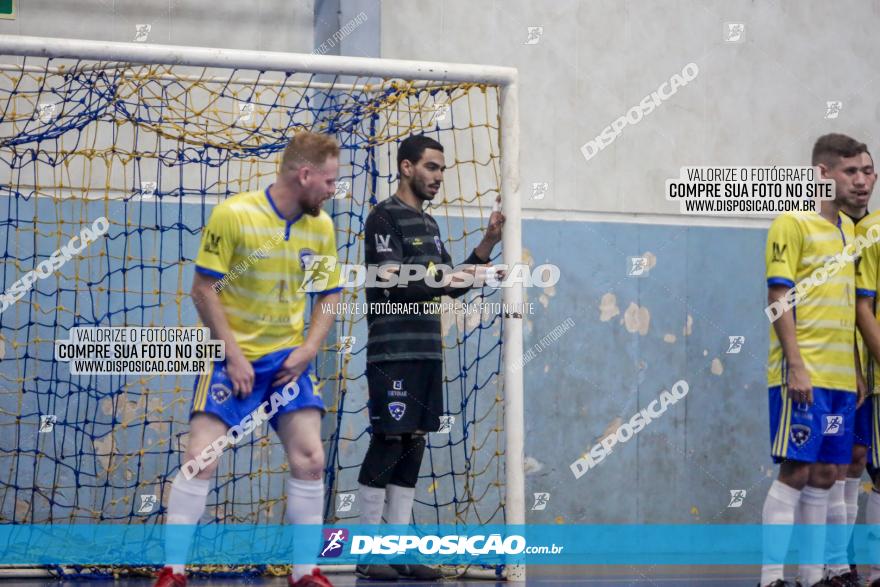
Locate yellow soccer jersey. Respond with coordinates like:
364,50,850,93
766,211,856,391
194,187,341,360
855,211,880,394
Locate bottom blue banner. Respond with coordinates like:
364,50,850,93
3,524,880,565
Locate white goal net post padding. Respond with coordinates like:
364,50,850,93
0,33,524,564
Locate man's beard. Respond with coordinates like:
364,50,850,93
306,205,322,217
413,179,435,202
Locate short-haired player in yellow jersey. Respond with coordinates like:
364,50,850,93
850,147,880,586
154,132,342,587
760,134,870,587
832,136,876,586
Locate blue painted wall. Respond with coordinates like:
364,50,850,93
519,219,774,524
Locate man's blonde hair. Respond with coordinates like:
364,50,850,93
280,131,340,171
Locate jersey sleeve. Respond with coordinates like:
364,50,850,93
765,214,802,289
195,202,238,279
857,221,879,298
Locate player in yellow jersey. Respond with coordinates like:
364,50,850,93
154,132,342,587
851,161,880,587
833,141,876,586
760,134,870,587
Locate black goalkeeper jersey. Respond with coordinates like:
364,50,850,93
364,195,485,363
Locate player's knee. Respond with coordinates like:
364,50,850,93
389,433,427,488
853,443,868,459
869,462,880,488
179,455,219,480
849,445,867,477
289,445,325,479
778,460,810,490
180,435,228,480
808,463,838,489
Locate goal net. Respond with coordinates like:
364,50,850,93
0,35,523,577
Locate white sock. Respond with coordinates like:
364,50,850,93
845,477,861,525
867,490,880,582
761,480,801,586
165,474,211,574
285,477,324,581
826,480,848,576
798,485,830,586
358,484,386,525
845,477,861,572
384,484,416,525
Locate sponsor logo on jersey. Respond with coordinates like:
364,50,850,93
203,230,222,255
388,379,407,397
771,242,787,264
823,414,843,436
375,234,392,253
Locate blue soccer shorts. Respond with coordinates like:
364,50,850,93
768,385,856,464
190,346,325,430
854,395,880,465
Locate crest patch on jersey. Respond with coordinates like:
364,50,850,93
790,424,811,448
210,383,232,404
388,401,406,421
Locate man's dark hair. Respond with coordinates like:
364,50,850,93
812,133,871,167
397,135,444,173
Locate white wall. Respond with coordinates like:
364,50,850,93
0,0,314,53
381,0,880,217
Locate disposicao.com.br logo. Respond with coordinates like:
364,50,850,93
318,528,563,560
350,534,528,555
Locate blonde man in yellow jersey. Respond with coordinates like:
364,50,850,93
760,134,869,587
154,132,342,587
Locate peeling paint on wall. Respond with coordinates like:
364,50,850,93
623,303,650,335
599,293,620,322
524,456,544,475
597,417,623,443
